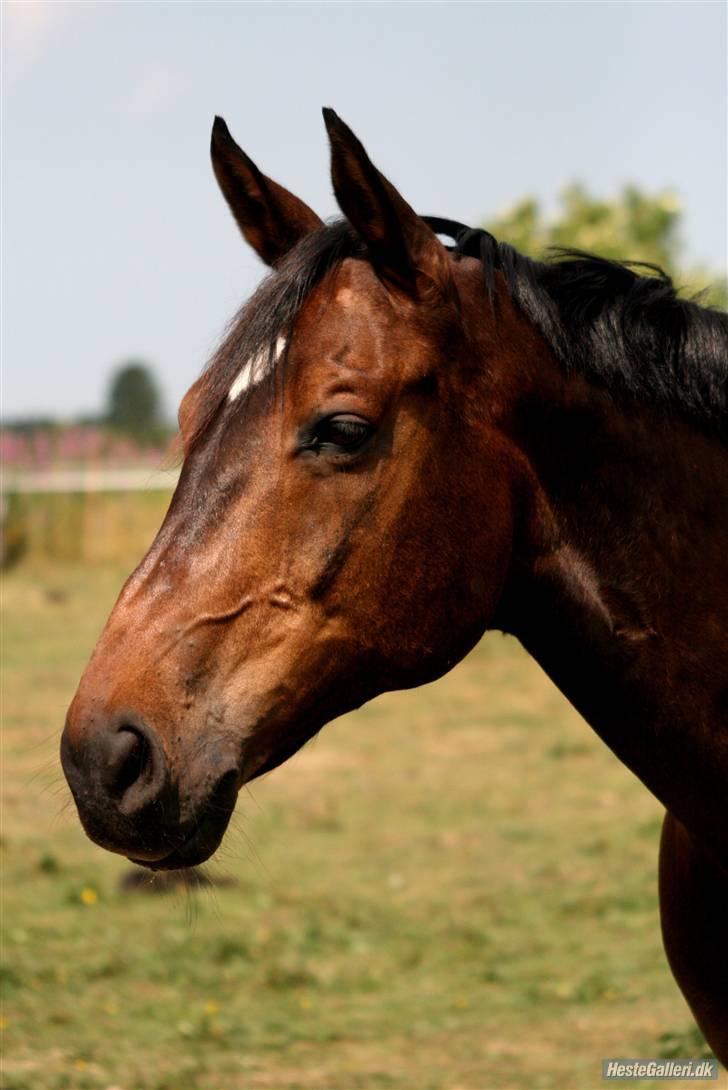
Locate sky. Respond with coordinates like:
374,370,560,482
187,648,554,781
2,0,726,421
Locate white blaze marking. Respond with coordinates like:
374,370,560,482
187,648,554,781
228,335,287,402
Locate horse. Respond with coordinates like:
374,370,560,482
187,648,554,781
61,110,728,1061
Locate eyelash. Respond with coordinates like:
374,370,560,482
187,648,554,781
304,414,374,455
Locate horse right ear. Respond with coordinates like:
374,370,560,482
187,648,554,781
211,117,323,267
322,108,453,301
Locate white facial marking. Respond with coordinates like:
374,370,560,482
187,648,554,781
228,360,253,402
228,336,287,402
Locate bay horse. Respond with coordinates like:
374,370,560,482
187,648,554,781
61,110,728,1061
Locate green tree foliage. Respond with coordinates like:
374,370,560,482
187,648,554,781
484,184,727,309
106,361,165,444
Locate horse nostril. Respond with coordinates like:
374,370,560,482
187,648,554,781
100,721,168,816
61,712,172,855
107,727,150,797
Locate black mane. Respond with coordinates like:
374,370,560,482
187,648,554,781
429,216,727,434
194,217,727,443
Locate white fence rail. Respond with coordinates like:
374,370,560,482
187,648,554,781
3,468,180,495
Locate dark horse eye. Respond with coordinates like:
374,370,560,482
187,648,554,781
309,414,373,454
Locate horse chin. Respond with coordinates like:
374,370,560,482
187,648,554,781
129,768,239,872
138,727,318,869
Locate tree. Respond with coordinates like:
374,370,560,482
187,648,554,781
106,362,165,444
483,184,727,309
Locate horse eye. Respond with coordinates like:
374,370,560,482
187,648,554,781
310,414,373,453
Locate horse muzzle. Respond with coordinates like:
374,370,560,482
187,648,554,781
60,707,240,869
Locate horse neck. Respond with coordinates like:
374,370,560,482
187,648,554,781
492,336,728,862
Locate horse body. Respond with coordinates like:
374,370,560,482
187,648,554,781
61,111,728,1060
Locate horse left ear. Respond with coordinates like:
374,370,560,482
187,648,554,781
211,116,323,267
322,108,452,300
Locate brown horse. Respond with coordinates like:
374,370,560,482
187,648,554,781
61,111,728,1061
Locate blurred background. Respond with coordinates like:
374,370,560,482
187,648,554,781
2,3,726,1088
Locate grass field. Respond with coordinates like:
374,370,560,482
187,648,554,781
1,558,723,1090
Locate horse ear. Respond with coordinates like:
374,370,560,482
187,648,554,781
211,116,323,267
322,108,452,299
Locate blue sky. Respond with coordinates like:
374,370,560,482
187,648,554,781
3,0,726,420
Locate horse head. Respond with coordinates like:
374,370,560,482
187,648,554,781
61,111,536,868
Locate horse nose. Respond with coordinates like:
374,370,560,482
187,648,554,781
61,713,170,842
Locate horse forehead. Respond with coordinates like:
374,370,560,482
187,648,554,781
330,260,387,306
298,261,401,351
327,259,394,318
335,287,354,308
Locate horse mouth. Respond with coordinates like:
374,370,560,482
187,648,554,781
130,769,239,871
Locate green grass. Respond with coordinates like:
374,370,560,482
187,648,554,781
1,561,723,1090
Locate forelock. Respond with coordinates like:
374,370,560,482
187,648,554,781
186,220,365,449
